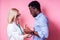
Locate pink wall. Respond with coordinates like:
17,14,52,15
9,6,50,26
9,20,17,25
0,0,60,40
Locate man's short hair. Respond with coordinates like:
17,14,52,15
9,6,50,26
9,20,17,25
28,1,41,12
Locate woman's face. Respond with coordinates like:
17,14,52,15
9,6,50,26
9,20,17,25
16,14,20,20
16,13,21,23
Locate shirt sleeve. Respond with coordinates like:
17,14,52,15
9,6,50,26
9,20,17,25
34,16,49,39
7,24,24,40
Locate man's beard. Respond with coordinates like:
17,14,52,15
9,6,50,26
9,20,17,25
33,14,37,17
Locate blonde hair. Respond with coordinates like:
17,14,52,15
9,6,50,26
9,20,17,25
8,8,19,23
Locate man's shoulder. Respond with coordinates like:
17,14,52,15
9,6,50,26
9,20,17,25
40,13,47,19
37,13,48,22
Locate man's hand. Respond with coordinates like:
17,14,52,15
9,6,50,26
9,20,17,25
24,25,33,34
24,25,40,37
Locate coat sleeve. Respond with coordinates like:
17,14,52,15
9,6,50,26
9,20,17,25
7,24,24,40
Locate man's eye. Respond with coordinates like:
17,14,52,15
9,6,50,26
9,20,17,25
32,7,35,9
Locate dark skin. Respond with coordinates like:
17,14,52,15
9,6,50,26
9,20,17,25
24,25,32,34
24,6,41,38
24,24,40,37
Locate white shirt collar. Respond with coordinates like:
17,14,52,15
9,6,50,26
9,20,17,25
35,13,43,20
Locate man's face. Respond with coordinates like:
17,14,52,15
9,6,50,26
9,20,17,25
29,6,37,17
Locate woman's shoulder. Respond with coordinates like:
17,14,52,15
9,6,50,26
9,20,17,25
7,23,14,30
8,23,13,27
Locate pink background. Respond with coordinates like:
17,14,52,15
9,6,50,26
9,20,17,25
0,0,60,40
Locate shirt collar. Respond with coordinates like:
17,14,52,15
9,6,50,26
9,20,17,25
35,13,43,20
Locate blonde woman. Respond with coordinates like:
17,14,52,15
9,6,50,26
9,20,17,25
7,8,30,40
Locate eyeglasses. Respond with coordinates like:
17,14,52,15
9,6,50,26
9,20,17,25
16,14,21,18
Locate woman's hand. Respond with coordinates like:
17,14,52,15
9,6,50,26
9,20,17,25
24,34,32,38
24,25,34,34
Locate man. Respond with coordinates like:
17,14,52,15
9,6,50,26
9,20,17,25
24,1,49,40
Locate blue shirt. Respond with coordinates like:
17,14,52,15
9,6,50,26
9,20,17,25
33,13,49,40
